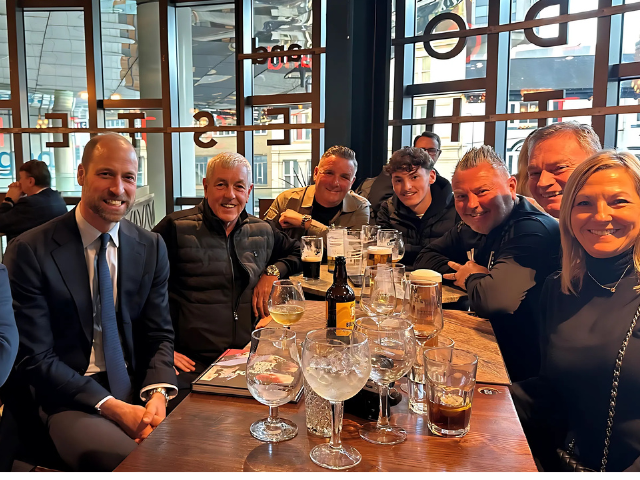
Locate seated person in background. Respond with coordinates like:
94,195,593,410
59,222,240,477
360,131,443,224
0,160,68,241
265,145,369,241
153,153,301,401
0,264,18,388
414,145,560,382
375,146,457,268
3,134,177,471
513,151,640,472
527,121,601,218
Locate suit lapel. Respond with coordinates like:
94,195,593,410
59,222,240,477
51,210,94,343
118,221,145,364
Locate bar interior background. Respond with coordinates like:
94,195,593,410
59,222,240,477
0,0,639,228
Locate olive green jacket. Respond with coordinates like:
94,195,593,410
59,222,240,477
264,185,370,241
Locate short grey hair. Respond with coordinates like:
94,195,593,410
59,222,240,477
528,121,602,159
206,152,252,184
454,145,510,178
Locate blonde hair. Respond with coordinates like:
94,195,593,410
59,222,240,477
515,133,533,196
559,150,640,295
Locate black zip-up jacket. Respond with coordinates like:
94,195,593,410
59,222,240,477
0,188,68,241
153,201,302,364
415,196,560,382
376,174,458,268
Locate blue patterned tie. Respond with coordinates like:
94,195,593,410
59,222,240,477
98,232,131,401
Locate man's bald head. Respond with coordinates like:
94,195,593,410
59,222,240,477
81,134,136,168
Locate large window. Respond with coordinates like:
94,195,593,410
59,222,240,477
391,0,640,180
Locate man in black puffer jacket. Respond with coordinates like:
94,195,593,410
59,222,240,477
376,147,458,268
153,152,301,404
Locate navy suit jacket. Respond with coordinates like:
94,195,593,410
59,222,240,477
4,209,176,413
0,265,18,387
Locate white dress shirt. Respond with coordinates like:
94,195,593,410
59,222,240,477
75,206,176,409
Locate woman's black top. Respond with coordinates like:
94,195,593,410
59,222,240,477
538,249,640,471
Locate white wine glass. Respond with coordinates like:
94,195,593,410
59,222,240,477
246,328,303,442
354,316,415,445
361,265,396,316
268,280,305,328
302,328,371,470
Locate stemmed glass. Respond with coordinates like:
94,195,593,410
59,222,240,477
354,317,416,445
268,280,305,328
360,265,396,316
302,328,371,470
246,328,303,442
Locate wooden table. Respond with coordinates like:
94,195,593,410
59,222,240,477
116,381,535,472
294,301,510,386
115,302,529,472
291,264,467,304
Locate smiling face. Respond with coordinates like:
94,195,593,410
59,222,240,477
570,167,640,259
313,155,356,208
527,134,593,218
452,163,517,235
77,136,138,232
204,163,253,231
392,167,436,214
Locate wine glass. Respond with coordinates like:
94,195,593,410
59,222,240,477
246,328,303,442
268,280,305,328
302,328,371,470
354,316,416,445
361,265,396,316
402,280,444,344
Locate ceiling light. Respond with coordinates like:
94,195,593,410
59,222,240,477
79,91,89,100
110,93,121,100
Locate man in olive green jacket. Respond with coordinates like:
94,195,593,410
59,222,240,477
264,146,370,241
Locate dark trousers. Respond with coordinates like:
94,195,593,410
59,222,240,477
40,372,136,472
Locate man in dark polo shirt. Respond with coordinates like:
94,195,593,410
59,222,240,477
0,160,68,241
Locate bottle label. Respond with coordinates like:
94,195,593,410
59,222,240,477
327,300,355,335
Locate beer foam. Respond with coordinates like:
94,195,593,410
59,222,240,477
302,255,322,262
368,246,392,255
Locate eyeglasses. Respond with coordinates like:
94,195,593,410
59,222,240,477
419,147,441,157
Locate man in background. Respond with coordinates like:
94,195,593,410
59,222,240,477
0,160,68,241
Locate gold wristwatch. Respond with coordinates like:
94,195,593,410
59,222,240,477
301,214,312,229
265,264,280,279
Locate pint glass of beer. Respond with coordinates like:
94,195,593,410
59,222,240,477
366,245,392,267
301,236,323,280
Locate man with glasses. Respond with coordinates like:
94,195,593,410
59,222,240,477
265,145,370,241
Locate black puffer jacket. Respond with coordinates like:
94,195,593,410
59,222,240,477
375,174,458,268
153,201,301,363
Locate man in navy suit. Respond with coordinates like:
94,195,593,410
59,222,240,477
0,265,18,388
4,134,177,471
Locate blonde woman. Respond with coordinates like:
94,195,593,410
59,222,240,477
514,133,533,196
514,150,640,471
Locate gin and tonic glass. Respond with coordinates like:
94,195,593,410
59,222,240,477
302,328,371,470
246,328,302,442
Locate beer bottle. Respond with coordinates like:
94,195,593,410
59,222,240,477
326,256,356,332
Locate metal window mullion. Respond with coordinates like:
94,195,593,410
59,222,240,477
7,0,29,169
235,0,253,209
85,0,104,131
392,0,415,152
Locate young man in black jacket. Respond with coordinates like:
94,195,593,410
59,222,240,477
415,146,560,382
376,146,457,268
153,152,302,404
0,160,68,241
